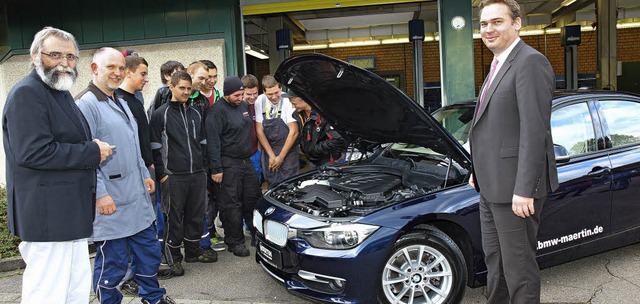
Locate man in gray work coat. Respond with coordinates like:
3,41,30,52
76,47,174,304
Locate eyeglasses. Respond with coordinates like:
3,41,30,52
41,52,78,62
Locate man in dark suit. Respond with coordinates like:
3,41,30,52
2,27,112,303
469,1,559,303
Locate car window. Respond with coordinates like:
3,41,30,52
551,102,597,157
431,106,474,146
598,100,640,148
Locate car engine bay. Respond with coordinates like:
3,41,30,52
268,163,458,218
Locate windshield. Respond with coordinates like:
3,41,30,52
432,106,475,152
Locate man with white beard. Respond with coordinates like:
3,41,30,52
2,27,113,304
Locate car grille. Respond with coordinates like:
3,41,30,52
265,220,288,247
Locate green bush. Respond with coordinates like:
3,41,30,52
0,187,21,259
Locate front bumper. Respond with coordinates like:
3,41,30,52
254,202,398,304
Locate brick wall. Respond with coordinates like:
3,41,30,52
256,27,640,99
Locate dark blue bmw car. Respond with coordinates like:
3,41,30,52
253,53,640,304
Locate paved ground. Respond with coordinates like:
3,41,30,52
0,242,639,303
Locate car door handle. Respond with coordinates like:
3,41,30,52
586,166,611,178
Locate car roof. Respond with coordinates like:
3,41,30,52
437,90,640,111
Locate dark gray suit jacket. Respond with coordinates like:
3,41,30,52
3,70,101,242
470,40,559,203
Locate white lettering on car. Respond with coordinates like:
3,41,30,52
537,225,604,250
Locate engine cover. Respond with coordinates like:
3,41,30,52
294,184,344,209
330,173,401,197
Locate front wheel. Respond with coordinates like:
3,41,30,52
379,226,467,304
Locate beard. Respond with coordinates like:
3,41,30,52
35,60,78,91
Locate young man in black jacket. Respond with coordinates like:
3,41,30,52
150,71,216,277
289,91,347,168
206,76,262,257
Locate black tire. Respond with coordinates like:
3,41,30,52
378,226,467,304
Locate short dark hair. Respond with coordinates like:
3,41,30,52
479,0,521,20
200,59,217,70
160,60,185,84
125,56,148,71
241,74,259,89
170,70,192,87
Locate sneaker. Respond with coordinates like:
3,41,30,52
141,295,177,304
228,244,250,257
184,248,218,263
250,235,257,247
121,279,139,296
210,241,226,252
213,232,225,244
170,262,185,276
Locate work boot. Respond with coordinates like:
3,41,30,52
184,248,218,263
228,244,250,257
157,264,173,280
170,262,185,276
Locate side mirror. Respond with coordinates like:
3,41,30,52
554,144,570,163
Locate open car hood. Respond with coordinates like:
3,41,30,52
274,53,469,165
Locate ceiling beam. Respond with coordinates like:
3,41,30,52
551,0,595,23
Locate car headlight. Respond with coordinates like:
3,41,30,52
297,223,379,250
253,209,263,235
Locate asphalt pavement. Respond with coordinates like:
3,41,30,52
0,242,639,303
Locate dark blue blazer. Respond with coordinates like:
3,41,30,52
3,70,100,242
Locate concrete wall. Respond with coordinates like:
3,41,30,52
0,38,225,185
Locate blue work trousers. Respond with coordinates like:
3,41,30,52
93,225,165,304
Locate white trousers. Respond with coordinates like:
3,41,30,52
19,239,91,304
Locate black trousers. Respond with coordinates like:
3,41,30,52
164,172,206,263
205,174,221,236
217,156,262,246
480,195,546,304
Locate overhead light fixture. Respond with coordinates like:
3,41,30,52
618,22,640,29
293,44,329,50
520,29,545,36
545,28,562,34
381,38,409,44
328,40,381,48
581,25,595,32
245,44,269,59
